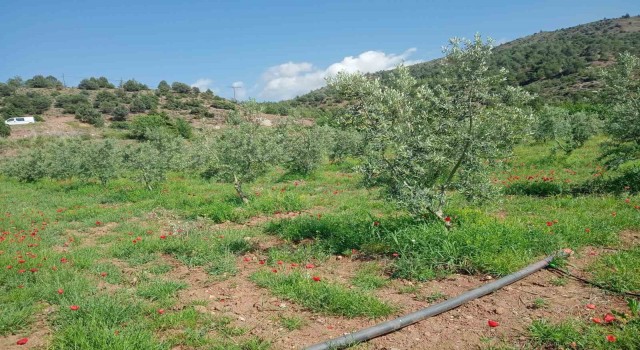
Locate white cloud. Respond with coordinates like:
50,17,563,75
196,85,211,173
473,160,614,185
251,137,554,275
258,48,421,100
191,78,214,91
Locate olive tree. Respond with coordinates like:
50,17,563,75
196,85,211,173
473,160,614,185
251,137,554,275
600,52,640,169
328,35,532,226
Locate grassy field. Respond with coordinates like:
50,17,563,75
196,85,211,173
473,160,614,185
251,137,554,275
1,135,639,349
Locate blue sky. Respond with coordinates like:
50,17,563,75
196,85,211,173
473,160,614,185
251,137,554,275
1,0,637,101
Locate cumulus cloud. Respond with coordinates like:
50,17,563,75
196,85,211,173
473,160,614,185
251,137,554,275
259,48,421,100
191,78,215,92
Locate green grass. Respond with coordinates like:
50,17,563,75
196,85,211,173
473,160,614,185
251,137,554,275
589,246,640,294
251,270,394,318
352,263,389,290
136,280,187,302
278,315,307,331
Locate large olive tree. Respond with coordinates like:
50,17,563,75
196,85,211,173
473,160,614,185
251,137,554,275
329,35,533,226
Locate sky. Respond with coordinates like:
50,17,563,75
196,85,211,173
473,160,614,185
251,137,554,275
1,0,638,101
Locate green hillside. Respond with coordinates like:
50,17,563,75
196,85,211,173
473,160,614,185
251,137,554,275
293,14,640,107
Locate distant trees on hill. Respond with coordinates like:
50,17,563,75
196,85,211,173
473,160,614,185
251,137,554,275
25,75,63,89
122,79,148,92
78,77,115,90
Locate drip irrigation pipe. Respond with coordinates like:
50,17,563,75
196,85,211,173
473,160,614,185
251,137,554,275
304,250,569,350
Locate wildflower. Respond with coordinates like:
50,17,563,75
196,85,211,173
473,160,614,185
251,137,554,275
157,309,165,315
611,212,617,217
259,260,265,265
160,235,167,239
487,320,499,327
373,221,380,226
546,221,553,227
57,289,64,294
392,253,399,257
592,317,602,324
606,335,616,342
604,313,616,323
585,304,596,310
16,338,28,345
95,221,102,226
243,257,251,262
585,228,591,233
444,216,451,223
30,268,38,273
305,263,315,269
70,305,79,311
272,269,278,273
100,272,107,277
312,276,321,282
277,260,283,265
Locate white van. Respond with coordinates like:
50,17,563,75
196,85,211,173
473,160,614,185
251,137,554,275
4,117,36,125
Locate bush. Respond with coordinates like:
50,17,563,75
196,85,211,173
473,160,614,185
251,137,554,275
122,79,148,92
129,94,158,113
93,91,119,108
1,93,52,118
128,113,189,140
0,83,15,97
98,101,116,114
174,118,193,139
171,82,192,94
0,122,10,138
112,104,129,121
25,75,62,88
156,80,171,95
56,94,90,114
75,104,104,126
78,78,100,90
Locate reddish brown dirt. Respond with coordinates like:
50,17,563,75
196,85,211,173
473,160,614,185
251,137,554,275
161,245,631,350
3,213,635,349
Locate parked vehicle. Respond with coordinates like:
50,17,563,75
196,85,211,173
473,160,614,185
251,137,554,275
4,117,36,125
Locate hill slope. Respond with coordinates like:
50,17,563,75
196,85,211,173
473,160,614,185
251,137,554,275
293,15,640,106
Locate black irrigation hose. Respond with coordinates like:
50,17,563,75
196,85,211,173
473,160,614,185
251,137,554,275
304,251,569,350
549,267,640,298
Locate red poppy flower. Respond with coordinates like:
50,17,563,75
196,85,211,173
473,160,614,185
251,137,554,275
157,309,165,314
95,221,102,226
585,228,591,233
585,304,596,310
259,260,265,265
290,263,298,267
444,216,451,223
306,263,315,269
373,221,380,226
70,305,79,311
159,235,167,239
546,221,553,227
6,265,12,269
243,257,251,262
272,269,278,273
16,338,28,345
487,320,499,327
392,253,399,257
18,259,26,264
277,260,283,265
18,269,25,274
606,335,616,342
100,272,107,277
604,314,616,323
312,276,321,282
30,268,38,273
57,289,64,294
592,317,602,324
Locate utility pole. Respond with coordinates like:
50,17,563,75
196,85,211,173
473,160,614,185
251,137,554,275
62,74,66,88
228,85,243,101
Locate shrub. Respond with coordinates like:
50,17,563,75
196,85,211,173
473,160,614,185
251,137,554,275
0,83,14,97
56,94,90,114
128,113,188,140
77,140,121,185
174,118,193,139
156,80,171,95
0,122,10,138
122,79,148,92
6,76,23,89
1,93,52,118
78,78,100,90
328,35,532,226
25,75,62,88
75,104,104,126
98,101,116,114
123,133,183,190
93,91,118,108
112,104,129,121
171,82,192,94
